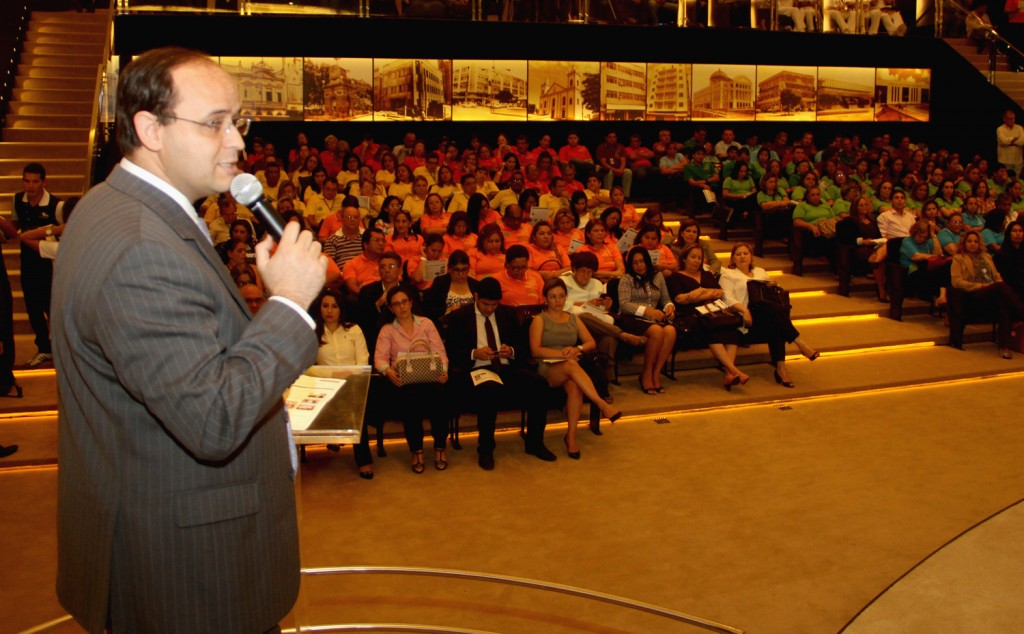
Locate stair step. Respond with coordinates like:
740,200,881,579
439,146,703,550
11,88,96,103
0,159,88,177
0,176,86,195
0,143,89,160
7,102,95,116
19,53,100,69
31,10,110,22
22,43,104,58
6,113,94,128
18,65,96,80
15,76,96,92
25,32,105,46
1,128,91,143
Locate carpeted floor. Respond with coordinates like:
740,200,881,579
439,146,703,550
4,364,1024,633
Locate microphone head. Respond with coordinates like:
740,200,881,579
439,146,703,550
230,173,264,206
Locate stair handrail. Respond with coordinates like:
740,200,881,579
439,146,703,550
945,0,1024,83
84,0,116,191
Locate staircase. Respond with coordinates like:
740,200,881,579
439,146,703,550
944,36,1024,106
0,9,107,364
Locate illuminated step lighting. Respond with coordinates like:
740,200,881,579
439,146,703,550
784,341,935,361
789,290,827,299
792,314,879,326
13,369,55,378
766,270,784,277
0,410,57,420
0,464,58,475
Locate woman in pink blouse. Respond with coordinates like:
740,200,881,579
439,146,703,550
373,286,450,473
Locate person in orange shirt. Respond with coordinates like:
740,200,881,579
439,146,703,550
494,245,544,307
418,192,450,235
576,219,624,282
635,223,679,275
342,227,386,294
552,208,585,254
562,162,585,197
500,204,532,248
470,223,506,278
558,131,595,183
385,209,423,265
610,185,641,229
409,233,447,292
443,211,478,256
527,221,571,280
467,192,502,233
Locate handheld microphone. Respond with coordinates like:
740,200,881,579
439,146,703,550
230,173,286,241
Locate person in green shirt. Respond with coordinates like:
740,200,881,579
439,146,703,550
793,187,837,238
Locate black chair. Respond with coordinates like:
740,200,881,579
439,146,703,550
947,287,998,349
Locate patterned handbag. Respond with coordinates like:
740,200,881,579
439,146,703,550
394,338,445,384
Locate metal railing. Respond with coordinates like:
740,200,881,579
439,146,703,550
84,0,116,191
943,0,1024,82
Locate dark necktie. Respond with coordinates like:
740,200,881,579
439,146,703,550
484,315,501,370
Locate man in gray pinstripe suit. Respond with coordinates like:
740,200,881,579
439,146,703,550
52,47,327,633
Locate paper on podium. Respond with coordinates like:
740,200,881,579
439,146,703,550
286,374,345,431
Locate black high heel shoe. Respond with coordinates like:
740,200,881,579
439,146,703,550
0,384,23,398
563,434,580,460
773,369,795,389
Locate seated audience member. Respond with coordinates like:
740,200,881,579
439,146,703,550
578,219,625,282
275,180,305,216
596,131,632,198
561,251,647,386
474,167,499,200
610,185,640,230
900,219,949,306
443,211,478,256
527,221,571,280
292,154,323,199
423,249,479,324
658,141,689,210
375,152,398,191
322,203,364,268
491,170,527,215
583,175,612,220
837,196,888,300
720,243,819,389
562,162,585,197
634,223,679,275
867,0,906,35
493,245,545,308
257,159,284,200
623,133,655,196
494,153,521,191
318,196,360,242
239,283,266,315
938,212,967,255
618,246,676,395
667,244,748,390
373,286,450,474
412,153,440,187
876,190,917,239
499,203,532,248
983,208,1008,254
220,238,264,295
935,180,964,222
431,165,459,203
996,220,1024,299
639,207,676,246
951,229,1024,359
671,218,721,275
306,177,343,232
299,166,326,205
444,277,556,470
448,173,477,214
529,278,623,459
600,206,624,244
466,192,503,233
207,193,253,245
559,131,596,184
311,288,373,478
401,175,430,222
373,195,402,235
389,164,414,202
385,209,424,265
319,135,342,177
470,223,507,278
410,233,447,292
357,251,418,355
539,177,570,218
552,208,585,254
341,227,387,295
684,146,722,215
721,161,759,221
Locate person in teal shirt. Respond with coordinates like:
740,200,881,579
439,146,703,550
937,213,965,255
961,197,986,228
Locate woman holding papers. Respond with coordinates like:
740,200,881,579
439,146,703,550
667,243,747,390
530,278,622,459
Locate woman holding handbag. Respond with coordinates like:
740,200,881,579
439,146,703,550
373,287,450,473
666,244,747,390
720,243,819,389
618,246,676,395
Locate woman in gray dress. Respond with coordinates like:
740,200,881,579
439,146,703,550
529,278,622,459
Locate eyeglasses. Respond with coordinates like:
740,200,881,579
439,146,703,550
390,299,410,308
166,114,251,137
380,263,399,270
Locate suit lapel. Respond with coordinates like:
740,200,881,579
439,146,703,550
107,167,252,319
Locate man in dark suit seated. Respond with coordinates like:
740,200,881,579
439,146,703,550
445,277,556,470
